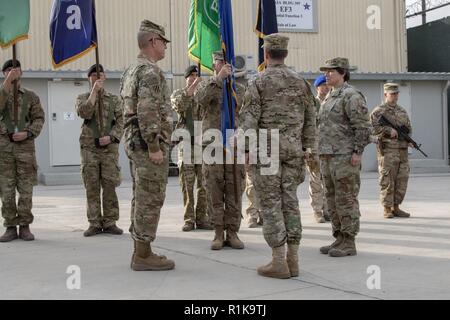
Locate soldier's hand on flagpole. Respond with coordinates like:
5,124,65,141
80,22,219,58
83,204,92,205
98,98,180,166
12,131,28,142
218,63,232,81
88,79,104,105
99,136,111,146
3,68,21,92
92,79,104,93
149,150,164,165
186,77,202,96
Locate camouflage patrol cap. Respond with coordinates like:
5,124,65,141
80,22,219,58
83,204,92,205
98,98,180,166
320,57,357,71
212,51,224,61
263,33,289,50
384,83,399,93
139,20,170,43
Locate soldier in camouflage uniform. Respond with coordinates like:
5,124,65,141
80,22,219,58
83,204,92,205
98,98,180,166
306,75,331,224
194,51,246,251
0,60,45,242
76,64,124,237
120,20,175,271
171,65,211,232
371,83,411,219
318,57,371,257
240,34,317,279
236,67,263,229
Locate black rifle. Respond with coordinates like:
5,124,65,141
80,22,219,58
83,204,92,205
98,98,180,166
378,114,428,158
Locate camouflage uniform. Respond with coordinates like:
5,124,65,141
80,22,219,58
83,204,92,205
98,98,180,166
245,165,261,225
171,88,207,225
371,98,411,209
76,91,123,229
305,97,326,218
318,60,371,241
240,60,316,248
121,53,173,243
194,72,246,234
0,86,45,227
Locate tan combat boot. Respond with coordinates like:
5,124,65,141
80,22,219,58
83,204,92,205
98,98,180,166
286,244,299,277
19,226,35,241
0,227,18,242
131,240,166,268
226,230,244,249
319,232,344,254
131,241,175,271
328,234,357,257
257,245,291,279
384,206,394,219
211,227,224,250
393,205,411,218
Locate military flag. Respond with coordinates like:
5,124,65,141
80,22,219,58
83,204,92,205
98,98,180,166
218,0,238,147
188,0,222,73
0,0,30,48
50,0,98,68
254,0,278,71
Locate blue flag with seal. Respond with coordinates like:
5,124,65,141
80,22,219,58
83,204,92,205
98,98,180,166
254,0,278,72
50,0,97,68
218,0,238,148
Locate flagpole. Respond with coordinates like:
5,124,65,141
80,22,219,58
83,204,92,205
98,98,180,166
12,44,19,134
94,45,104,137
222,48,239,202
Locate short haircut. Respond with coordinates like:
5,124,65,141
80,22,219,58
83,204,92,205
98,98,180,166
335,67,350,82
267,49,288,60
137,31,156,49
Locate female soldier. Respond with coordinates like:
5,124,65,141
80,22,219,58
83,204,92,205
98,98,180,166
317,58,371,257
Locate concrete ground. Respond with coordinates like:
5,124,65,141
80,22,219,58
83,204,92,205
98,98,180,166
0,173,449,300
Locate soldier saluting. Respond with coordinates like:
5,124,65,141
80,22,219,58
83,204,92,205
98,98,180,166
0,59,45,242
76,64,124,237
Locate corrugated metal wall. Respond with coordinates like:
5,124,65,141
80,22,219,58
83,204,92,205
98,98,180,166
0,0,407,76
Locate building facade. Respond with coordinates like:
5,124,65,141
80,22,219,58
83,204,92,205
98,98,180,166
1,0,448,184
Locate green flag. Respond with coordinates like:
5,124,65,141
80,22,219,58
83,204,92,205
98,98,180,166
188,0,221,73
0,0,30,48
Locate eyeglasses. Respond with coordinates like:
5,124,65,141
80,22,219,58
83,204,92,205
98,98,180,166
150,37,167,45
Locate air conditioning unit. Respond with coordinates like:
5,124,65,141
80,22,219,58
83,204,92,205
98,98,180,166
235,54,256,75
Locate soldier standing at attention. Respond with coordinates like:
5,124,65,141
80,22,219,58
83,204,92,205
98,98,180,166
236,67,263,229
76,64,124,237
306,75,330,223
171,65,212,232
0,59,45,242
318,57,371,258
240,34,317,279
194,51,246,251
120,20,175,271
371,83,411,219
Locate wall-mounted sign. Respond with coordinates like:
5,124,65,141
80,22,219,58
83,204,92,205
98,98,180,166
275,0,317,33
